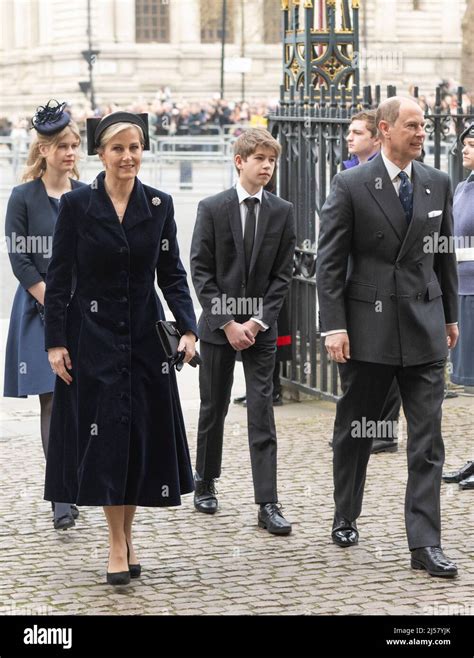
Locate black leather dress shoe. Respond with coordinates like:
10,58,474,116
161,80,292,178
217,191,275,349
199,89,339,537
411,546,458,577
332,512,358,547
459,473,474,490
194,478,218,514
233,394,247,406
258,503,292,535
442,460,474,483
371,439,398,454
53,514,75,531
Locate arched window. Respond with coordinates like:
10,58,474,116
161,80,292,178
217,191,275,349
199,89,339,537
135,0,170,43
201,0,234,43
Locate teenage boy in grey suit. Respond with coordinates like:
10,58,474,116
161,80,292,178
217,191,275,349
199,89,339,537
190,128,296,534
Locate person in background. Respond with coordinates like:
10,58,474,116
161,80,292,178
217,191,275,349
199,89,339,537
4,100,85,530
443,122,474,491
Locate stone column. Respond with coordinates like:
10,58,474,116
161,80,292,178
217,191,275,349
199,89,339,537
170,0,200,46
114,0,135,43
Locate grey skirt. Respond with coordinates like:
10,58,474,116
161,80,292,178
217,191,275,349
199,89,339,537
450,295,474,386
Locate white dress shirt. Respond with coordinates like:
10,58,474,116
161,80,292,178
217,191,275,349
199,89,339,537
220,181,269,331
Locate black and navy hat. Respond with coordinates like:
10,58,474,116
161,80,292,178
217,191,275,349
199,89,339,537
459,122,474,144
31,99,71,135
86,112,150,155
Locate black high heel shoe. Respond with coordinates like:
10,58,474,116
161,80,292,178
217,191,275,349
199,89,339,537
126,541,141,579
106,552,130,586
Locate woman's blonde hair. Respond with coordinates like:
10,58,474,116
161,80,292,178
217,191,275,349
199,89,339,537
96,122,145,153
22,122,82,182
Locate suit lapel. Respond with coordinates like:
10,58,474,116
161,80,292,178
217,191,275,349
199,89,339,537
249,190,271,275
397,161,432,260
364,157,407,243
226,188,246,281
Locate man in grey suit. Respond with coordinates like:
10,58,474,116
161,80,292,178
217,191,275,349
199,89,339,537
190,128,296,534
316,97,459,576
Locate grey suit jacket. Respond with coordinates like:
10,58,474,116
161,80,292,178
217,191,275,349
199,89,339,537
190,187,296,345
316,155,458,366
5,177,85,290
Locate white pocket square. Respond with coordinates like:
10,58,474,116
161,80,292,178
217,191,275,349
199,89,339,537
428,210,442,218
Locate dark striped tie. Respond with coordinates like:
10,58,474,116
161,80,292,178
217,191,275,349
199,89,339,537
244,198,258,277
398,171,413,225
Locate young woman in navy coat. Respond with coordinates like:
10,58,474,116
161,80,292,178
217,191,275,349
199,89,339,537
4,100,84,529
44,111,198,585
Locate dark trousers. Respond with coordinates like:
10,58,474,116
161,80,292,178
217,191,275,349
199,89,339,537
333,359,446,549
380,378,402,426
196,339,278,503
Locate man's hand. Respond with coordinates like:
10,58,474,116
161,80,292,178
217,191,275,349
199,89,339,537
325,332,351,363
446,324,459,350
224,321,255,351
241,319,262,339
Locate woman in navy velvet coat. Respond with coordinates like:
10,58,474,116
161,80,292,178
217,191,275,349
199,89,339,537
44,112,197,585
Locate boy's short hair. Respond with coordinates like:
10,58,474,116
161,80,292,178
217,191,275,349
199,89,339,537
349,110,377,138
233,128,282,161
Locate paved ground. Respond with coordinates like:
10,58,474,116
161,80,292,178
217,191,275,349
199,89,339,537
1,163,473,618
0,367,473,616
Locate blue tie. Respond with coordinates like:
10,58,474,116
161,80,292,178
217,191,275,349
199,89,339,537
398,171,413,225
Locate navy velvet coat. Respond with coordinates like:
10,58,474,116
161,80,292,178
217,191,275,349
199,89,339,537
44,171,197,506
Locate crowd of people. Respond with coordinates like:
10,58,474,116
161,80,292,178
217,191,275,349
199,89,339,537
1,79,472,149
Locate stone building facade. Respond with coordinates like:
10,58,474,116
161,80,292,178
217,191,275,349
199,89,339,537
0,0,471,118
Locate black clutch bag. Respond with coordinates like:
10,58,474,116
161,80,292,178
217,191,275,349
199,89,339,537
155,320,202,371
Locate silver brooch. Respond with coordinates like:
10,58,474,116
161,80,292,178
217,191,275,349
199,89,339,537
426,189,431,194
151,196,161,206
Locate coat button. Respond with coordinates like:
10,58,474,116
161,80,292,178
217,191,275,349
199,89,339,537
390,294,396,301
376,231,384,238
118,321,126,329
119,392,128,399
416,292,422,300
120,367,129,375
120,416,129,424
416,262,423,269
119,296,128,303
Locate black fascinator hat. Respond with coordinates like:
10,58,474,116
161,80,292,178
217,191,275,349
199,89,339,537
86,112,150,155
31,99,71,135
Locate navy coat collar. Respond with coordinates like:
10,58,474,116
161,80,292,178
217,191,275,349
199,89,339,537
29,176,82,218
86,170,153,230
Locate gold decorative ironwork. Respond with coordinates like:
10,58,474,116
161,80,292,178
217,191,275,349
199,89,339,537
282,0,359,96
